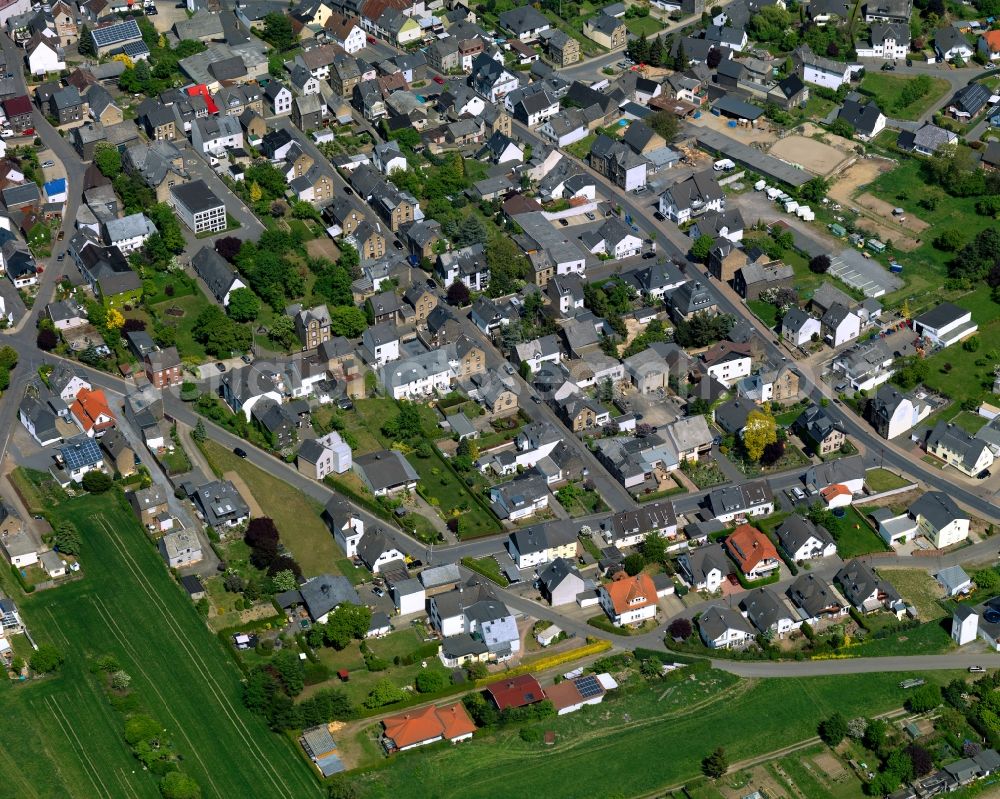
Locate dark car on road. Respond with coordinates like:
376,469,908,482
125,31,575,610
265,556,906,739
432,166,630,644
233,447,248,458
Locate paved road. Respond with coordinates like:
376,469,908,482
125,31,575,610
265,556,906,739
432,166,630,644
719,653,996,676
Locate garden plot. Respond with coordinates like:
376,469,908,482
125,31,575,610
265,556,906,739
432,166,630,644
828,160,888,205
768,135,854,177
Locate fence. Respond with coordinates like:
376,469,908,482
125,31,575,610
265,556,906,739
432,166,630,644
862,483,918,503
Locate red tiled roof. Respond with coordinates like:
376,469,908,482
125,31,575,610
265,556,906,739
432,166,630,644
724,524,778,574
983,30,1000,53
543,679,583,711
382,702,476,749
187,84,218,115
820,484,852,502
603,573,656,615
485,674,544,711
3,95,31,116
70,387,114,432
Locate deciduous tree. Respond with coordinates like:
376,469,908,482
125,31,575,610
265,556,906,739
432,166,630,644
743,409,778,462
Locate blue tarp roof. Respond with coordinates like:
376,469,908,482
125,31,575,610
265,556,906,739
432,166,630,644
44,178,66,196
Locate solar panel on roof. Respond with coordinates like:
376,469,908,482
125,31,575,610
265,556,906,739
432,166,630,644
121,41,149,56
575,675,602,699
62,441,100,470
91,18,141,48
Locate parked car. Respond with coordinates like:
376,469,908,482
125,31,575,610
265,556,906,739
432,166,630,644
233,447,248,458
558,218,569,226
642,252,656,259
584,211,595,220
56,252,64,261
215,362,226,372
970,666,987,673
41,160,54,168
241,354,252,364
433,75,445,84
57,229,65,240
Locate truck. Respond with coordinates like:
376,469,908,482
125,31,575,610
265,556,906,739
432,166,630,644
713,158,736,171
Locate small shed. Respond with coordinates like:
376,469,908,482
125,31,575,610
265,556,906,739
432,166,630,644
936,565,972,597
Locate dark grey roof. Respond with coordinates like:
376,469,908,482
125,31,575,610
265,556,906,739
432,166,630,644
838,98,884,135
739,587,792,632
909,490,965,529
776,515,834,555
699,604,753,640
299,574,360,620
925,422,990,473
355,450,419,492
170,179,223,214
787,572,843,617
538,557,583,594
498,4,549,34
191,246,240,302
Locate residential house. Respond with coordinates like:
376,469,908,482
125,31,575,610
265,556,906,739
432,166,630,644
191,246,245,306
658,170,724,224
589,134,648,192
698,605,755,649
910,490,970,548
725,524,780,580
189,479,251,529
821,302,861,346
297,574,361,623
837,98,886,140
361,323,400,367
70,387,115,437
539,557,587,606
898,122,957,156
835,558,900,613
949,82,990,121
220,364,283,420
264,81,293,115
583,13,626,49
599,573,657,627
733,261,793,301
86,84,123,126
26,34,64,76
324,496,364,557
607,501,677,549
129,484,170,530
937,25,974,61
678,542,730,592
583,217,642,260
144,347,182,388
699,340,751,387
431,580,520,660
866,384,931,440
856,22,909,59
49,86,82,124
804,457,865,497
979,29,1000,61
498,5,550,41
47,365,91,403
706,480,774,523
776,515,837,561
380,703,476,752
191,114,243,155
123,139,189,204
357,529,406,573
793,44,856,90
542,29,580,66
506,521,578,570
104,213,156,255
490,474,550,521
786,572,846,623
297,432,351,481
740,587,799,637
781,307,822,347
925,421,994,477
795,404,846,455
251,398,298,449
55,435,105,484
354,450,418,496
293,93,326,130
437,243,489,292
159,530,202,568
69,233,142,307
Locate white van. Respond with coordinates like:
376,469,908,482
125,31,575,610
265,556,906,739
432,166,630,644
713,158,735,171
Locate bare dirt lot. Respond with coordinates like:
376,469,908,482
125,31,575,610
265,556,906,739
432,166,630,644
768,134,854,177
854,192,930,235
306,237,341,261
812,751,847,781
689,112,780,145
828,160,888,204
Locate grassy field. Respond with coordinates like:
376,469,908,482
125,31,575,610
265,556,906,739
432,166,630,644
461,555,510,586
833,506,889,559
859,73,949,121
624,15,664,36
566,133,597,160
353,668,964,799
0,493,320,799
768,744,866,799
863,468,911,492
880,568,946,620
870,160,997,302
921,287,1000,406
949,410,987,436
748,299,779,328
198,438,341,576
152,290,214,361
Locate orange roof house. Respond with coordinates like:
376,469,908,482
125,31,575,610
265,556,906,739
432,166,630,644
485,673,545,711
599,573,657,626
981,30,1000,55
724,524,780,579
69,387,115,437
820,484,853,508
381,702,476,751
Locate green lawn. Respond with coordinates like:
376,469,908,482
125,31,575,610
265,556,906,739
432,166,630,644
831,506,890,559
948,410,987,436
152,290,214,361
143,270,196,306
199,439,343,577
859,73,949,121
921,287,1000,406
565,133,597,160
461,555,510,586
770,744,867,799
0,493,320,799
747,300,779,329
623,15,664,36
682,460,728,489
880,568,946,620
843,618,954,658
863,468,911,492
353,668,964,799
870,161,998,304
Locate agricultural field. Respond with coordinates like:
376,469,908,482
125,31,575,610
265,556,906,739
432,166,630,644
351,668,964,799
198,438,341,577
0,492,319,799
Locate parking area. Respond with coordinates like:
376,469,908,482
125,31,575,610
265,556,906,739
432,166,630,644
827,249,903,298
626,390,680,428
